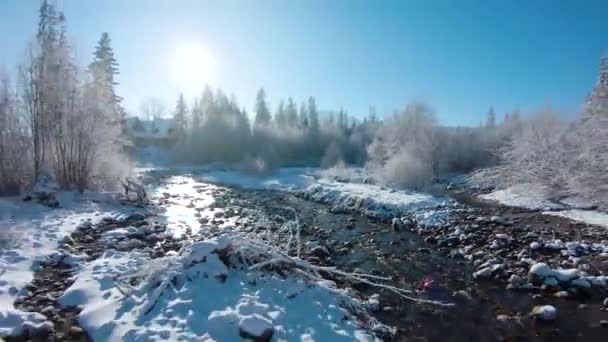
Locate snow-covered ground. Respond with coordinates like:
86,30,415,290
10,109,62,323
0,191,146,336
59,235,380,341
480,184,608,228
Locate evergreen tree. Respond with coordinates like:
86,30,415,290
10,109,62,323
486,107,496,129
299,101,308,129
89,32,124,120
191,98,202,132
275,99,286,127
174,93,188,138
307,96,319,133
201,85,214,120
254,88,271,127
285,97,298,127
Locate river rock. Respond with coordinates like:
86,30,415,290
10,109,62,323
239,314,274,342
531,305,557,321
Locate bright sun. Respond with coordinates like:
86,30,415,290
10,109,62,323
171,43,216,94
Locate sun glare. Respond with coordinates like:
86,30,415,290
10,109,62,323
171,43,216,93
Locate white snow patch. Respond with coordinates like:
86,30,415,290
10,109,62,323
480,184,561,210
545,210,608,228
482,184,608,227
0,192,144,337
302,178,449,220
59,235,380,341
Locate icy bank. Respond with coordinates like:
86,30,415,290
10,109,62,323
480,184,608,228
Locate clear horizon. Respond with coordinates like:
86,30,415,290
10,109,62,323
1,0,607,126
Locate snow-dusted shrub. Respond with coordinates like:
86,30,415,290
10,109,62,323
566,113,608,206
366,102,437,189
471,110,569,195
380,148,433,189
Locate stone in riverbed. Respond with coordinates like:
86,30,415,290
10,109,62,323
507,274,524,288
239,314,274,342
531,305,557,321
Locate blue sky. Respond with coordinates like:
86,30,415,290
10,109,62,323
0,0,606,126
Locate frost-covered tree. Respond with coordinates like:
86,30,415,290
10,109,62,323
285,97,298,127
254,88,271,127
89,32,124,122
173,93,189,138
307,96,319,133
366,102,437,189
486,107,496,129
275,99,286,127
299,101,308,129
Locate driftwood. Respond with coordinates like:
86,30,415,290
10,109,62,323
121,177,148,204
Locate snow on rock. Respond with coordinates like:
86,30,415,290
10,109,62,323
238,314,274,341
531,305,557,321
528,262,592,288
0,192,146,337
59,235,382,341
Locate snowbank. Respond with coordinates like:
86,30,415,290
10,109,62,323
481,184,608,228
545,209,608,228
480,184,561,210
59,234,382,341
0,192,145,337
301,178,450,221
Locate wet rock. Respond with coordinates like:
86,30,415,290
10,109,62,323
365,293,381,311
531,305,557,321
600,320,608,327
554,291,569,298
543,277,559,287
310,245,330,258
69,325,85,338
474,264,502,279
391,218,401,231
571,278,591,289
424,236,437,244
122,213,146,222
496,314,515,323
238,314,274,342
507,274,525,288
603,297,608,307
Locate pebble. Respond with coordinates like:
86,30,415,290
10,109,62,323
531,305,557,321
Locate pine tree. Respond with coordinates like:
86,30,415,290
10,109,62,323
307,96,319,133
191,98,202,132
275,99,286,127
299,101,308,129
254,88,271,127
286,97,298,127
89,32,124,120
486,107,496,129
174,93,189,138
